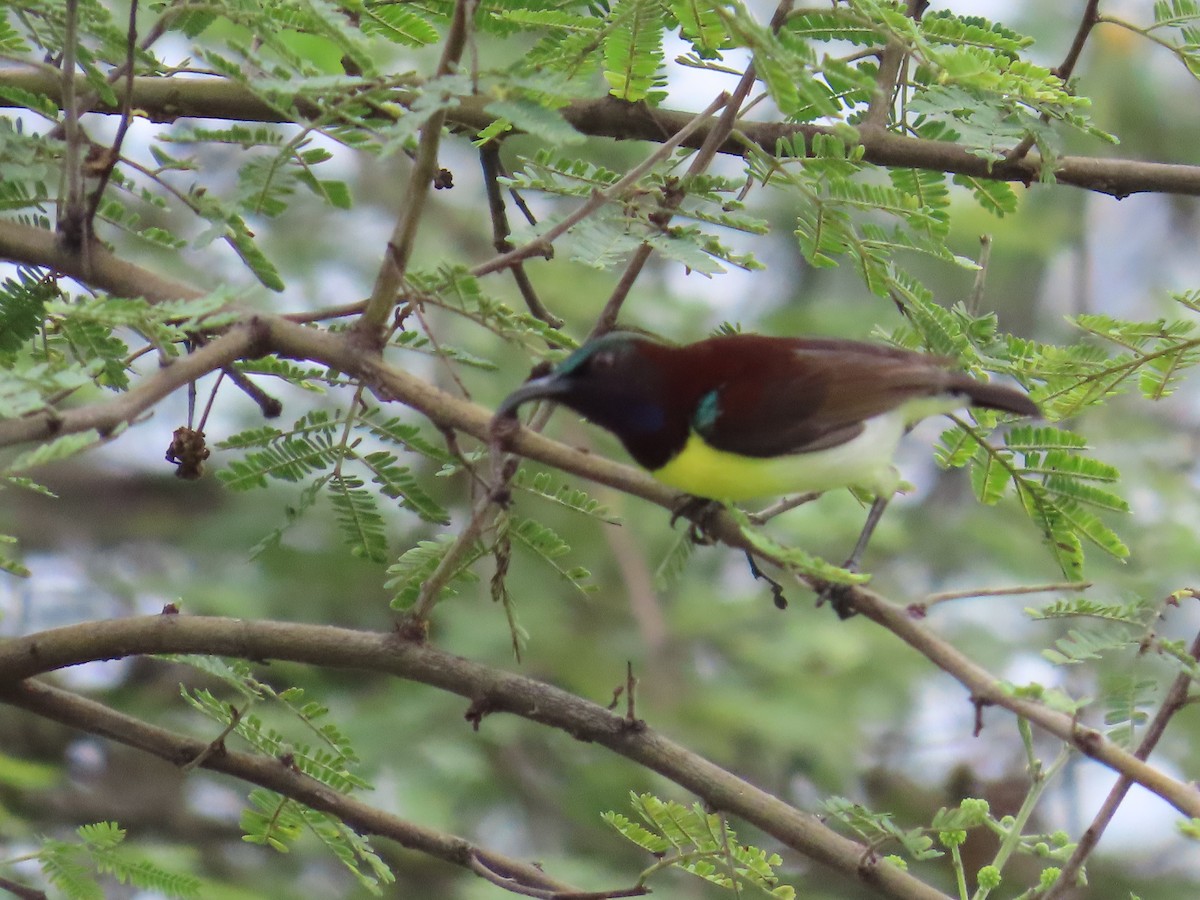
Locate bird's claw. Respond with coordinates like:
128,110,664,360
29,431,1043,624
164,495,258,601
815,579,858,619
670,495,724,545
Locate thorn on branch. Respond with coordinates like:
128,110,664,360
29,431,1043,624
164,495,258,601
223,365,284,419
181,704,240,771
465,696,496,731
971,696,992,737
620,660,644,731
394,616,429,643
1071,723,1103,755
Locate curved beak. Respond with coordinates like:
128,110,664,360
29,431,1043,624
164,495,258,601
494,372,570,420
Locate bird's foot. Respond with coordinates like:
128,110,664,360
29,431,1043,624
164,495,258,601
670,495,724,545
815,572,859,620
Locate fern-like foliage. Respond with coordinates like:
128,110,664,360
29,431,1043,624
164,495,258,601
408,264,572,347
653,529,696,591
241,788,394,894
507,515,597,597
822,796,941,862
604,792,795,897
728,507,870,585
1104,676,1158,749
603,0,668,103
217,409,451,560
0,431,98,576
386,535,484,609
1149,1,1200,79
34,822,201,899
502,151,766,274
167,657,393,892
511,469,619,523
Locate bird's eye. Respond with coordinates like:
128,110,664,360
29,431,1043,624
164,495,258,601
591,350,616,371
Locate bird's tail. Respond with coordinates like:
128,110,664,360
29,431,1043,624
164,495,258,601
954,377,1040,418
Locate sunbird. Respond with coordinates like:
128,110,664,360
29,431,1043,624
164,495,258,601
495,332,1038,610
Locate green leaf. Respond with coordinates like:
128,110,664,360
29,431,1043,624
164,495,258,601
603,0,667,102
4,431,97,474
360,3,440,46
954,173,1019,216
484,99,584,146
0,271,54,352
729,508,869,585
654,529,695,591
328,474,389,563
670,0,727,55
510,517,596,596
227,215,285,291
387,536,484,609
606,793,795,896
356,449,450,524
512,469,619,523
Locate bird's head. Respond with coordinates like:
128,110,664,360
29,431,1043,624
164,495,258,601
495,333,681,459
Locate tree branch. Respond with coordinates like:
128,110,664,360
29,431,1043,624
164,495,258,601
1038,628,1200,900
356,0,476,337
1,235,1196,838
0,323,259,448
1054,0,1103,82
843,592,1200,821
470,92,729,279
4,70,1200,198
0,678,582,897
0,217,202,303
0,615,952,900
862,0,926,130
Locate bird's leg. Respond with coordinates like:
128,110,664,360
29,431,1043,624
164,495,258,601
818,495,890,620
744,550,788,610
846,495,889,571
669,495,724,545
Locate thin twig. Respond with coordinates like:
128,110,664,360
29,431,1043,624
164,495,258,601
408,480,504,621
282,300,367,323
409,300,472,399
195,369,223,433
965,233,992,316
0,875,47,900
471,92,730,279
1006,0,1100,164
0,679,581,896
1039,629,1200,900
468,853,649,899
748,491,822,524
222,365,283,419
356,0,476,337
866,0,928,130
591,2,794,337
58,0,86,251
83,0,139,231
479,142,562,329
917,580,1092,609
1054,0,1103,82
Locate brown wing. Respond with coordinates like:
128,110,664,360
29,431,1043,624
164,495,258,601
692,341,955,458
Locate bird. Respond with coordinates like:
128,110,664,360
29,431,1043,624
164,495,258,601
494,331,1039,612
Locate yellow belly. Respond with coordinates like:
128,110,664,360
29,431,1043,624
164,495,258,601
650,412,911,501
